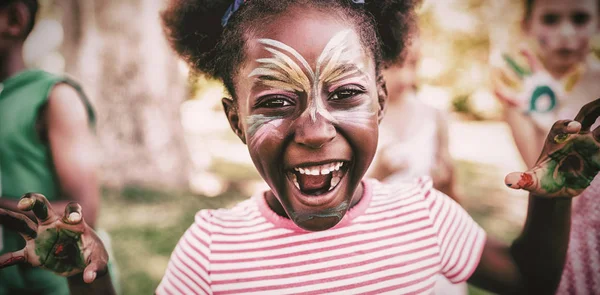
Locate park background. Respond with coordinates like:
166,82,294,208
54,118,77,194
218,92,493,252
22,0,600,294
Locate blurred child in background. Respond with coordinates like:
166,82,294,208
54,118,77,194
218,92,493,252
369,34,465,295
0,0,101,294
492,0,600,293
370,35,460,203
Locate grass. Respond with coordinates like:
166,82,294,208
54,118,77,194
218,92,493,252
99,159,524,295
98,186,247,295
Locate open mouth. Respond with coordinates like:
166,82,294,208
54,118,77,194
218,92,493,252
286,161,350,196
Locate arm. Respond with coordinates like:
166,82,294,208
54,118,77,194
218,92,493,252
0,84,99,226
469,196,571,294
47,83,100,228
468,100,600,294
431,110,459,203
503,105,546,168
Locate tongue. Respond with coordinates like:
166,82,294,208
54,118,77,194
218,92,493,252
297,173,332,193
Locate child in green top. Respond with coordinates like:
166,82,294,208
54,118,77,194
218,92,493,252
0,0,100,294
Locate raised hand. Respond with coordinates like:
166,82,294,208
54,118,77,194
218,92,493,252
0,193,108,283
505,99,600,197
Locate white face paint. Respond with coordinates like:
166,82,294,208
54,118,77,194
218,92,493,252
248,29,374,125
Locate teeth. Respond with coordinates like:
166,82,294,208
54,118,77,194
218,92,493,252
291,173,300,190
331,176,341,187
295,162,344,175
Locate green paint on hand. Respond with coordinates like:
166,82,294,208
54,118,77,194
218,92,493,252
503,54,531,78
35,228,86,273
539,137,600,194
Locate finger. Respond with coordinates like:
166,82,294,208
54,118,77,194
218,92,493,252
537,120,582,161
505,171,537,190
62,202,83,225
18,193,58,225
83,261,108,283
548,120,581,141
494,87,521,108
0,249,27,269
574,98,600,132
0,208,37,240
520,48,541,73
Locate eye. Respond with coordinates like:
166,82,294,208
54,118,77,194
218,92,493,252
541,13,560,26
572,12,590,26
329,86,365,101
256,97,294,109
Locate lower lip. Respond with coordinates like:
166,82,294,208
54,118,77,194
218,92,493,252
285,167,349,207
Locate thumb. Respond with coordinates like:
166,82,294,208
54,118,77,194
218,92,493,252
83,262,101,283
505,171,537,190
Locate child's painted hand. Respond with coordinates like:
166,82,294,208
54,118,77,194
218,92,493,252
0,193,108,283
505,99,600,197
493,48,574,113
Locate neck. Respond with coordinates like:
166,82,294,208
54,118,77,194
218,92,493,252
387,89,415,108
547,66,572,80
543,59,580,80
0,45,26,82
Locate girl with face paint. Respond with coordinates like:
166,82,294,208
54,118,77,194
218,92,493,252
2,1,600,295
492,1,600,293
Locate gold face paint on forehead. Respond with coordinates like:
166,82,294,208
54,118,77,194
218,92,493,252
248,29,370,122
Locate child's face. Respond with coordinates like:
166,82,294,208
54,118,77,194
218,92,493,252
525,0,599,73
226,7,383,231
382,40,420,101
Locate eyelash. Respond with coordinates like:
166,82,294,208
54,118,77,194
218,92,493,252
329,85,366,101
255,96,295,109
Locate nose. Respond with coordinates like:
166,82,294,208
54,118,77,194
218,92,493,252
559,22,576,38
294,113,336,149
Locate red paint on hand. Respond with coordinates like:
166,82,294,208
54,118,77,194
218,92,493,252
517,173,534,188
0,255,26,268
54,244,65,256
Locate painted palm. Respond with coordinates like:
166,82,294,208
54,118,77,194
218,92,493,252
506,99,600,197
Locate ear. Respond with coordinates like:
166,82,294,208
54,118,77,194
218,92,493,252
4,3,30,38
376,72,388,124
222,97,246,144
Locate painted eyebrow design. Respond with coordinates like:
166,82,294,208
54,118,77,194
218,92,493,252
248,30,368,122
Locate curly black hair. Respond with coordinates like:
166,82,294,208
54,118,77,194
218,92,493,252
162,0,420,98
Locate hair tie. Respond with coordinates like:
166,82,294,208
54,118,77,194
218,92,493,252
221,0,365,27
221,0,246,27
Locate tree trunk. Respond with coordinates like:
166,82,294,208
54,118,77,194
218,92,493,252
59,0,190,189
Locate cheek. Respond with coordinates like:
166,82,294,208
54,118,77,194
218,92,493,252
331,106,377,131
533,28,554,49
331,100,379,163
246,119,285,175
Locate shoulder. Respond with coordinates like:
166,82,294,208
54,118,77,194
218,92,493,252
191,198,263,233
369,176,435,208
46,83,90,127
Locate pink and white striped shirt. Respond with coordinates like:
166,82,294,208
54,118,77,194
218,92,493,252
156,178,486,294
